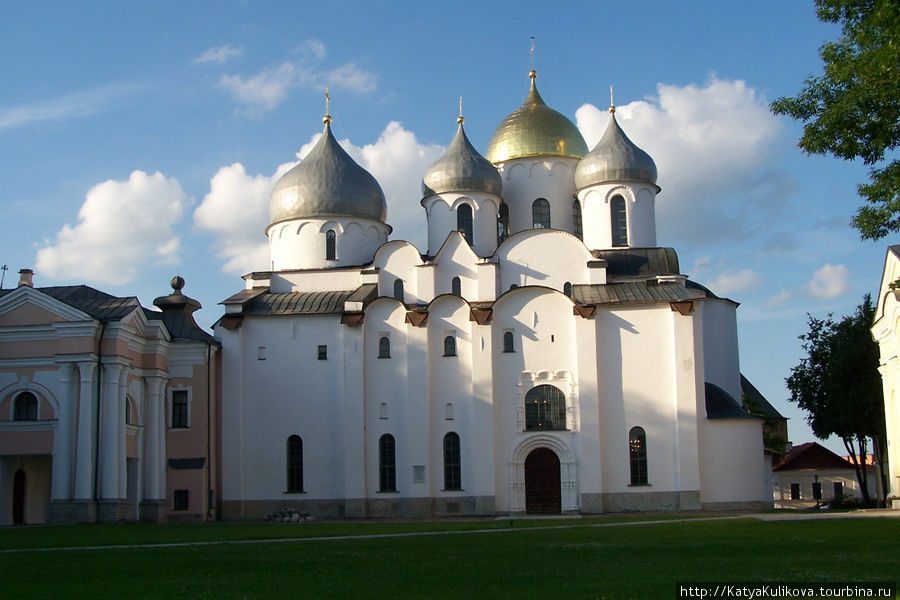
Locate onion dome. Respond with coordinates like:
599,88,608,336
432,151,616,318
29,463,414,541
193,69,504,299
485,70,588,164
269,117,387,225
574,109,658,191
422,117,502,197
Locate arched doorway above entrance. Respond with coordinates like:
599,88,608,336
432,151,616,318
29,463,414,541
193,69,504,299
525,448,561,514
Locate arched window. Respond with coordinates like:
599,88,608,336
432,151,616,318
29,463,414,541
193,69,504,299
325,229,336,260
572,200,583,240
503,331,515,353
497,203,509,243
287,435,303,492
443,335,457,357
524,385,566,431
457,204,473,245
629,426,648,485
443,432,461,490
393,279,404,302
14,392,37,421
378,336,391,359
125,398,133,425
451,277,461,296
532,198,551,229
563,282,572,297
379,434,396,492
611,195,628,247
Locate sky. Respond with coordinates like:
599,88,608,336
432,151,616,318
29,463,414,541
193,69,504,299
0,0,891,455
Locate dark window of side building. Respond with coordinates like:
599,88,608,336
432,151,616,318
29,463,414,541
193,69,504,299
790,483,801,500
325,230,336,260
393,279,404,302
379,434,396,492
532,198,551,229
629,426,648,485
171,390,188,428
563,282,572,297
498,202,509,243
287,435,303,493
524,385,566,431
378,336,391,359
13,392,37,421
443,335,457,357
833,481,843,500
173,489,189,511
503,331,514,353
443,432,461,490
457,204,473,245
317,345,328,360
451,276,461,296
611,195,628,247
572,199,583,240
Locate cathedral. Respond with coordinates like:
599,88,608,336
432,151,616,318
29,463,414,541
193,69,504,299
215,70,770,519
0,70,772,524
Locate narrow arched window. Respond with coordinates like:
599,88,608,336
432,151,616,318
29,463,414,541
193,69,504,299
393,279,404,302
532,198,551,229
451,277,461,296
325,229,336,260
379,434,396,492
563,282,572,297
572,200,583,240
524,385,566,431
503,331,514,353
443,335,457,357
13,392,37,421
498,203,509,242
457,204,473,245
443,432,461,490
125,398,133,425
287,435,303,492
378,336,391,358
629,426,648,485
611,195,628,247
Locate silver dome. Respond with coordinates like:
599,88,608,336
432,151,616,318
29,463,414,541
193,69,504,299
574,111,658,191
422,120,502,197
269,120,387,225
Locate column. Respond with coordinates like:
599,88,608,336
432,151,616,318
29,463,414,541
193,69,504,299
74,362,97,500
143,376,167,500
51,363,76,500
117,368,128,499
100,363,122,499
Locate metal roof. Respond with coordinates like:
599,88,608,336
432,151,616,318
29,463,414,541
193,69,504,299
0,285,141,322
572,280,706,306
705,382,755,420
740,374,785,420
575,111,658,190
591,247,680,277
243,290,355,316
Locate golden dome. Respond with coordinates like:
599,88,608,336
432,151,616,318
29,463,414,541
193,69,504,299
485,71,588,164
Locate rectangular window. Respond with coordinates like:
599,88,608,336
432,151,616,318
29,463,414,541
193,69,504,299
171,390,189,428
790,483,800,500
317,345,327,360
833,481,843,499
173,489,189,511
812,481,822,500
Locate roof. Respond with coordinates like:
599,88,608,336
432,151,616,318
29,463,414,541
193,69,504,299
0,285,141,322
422,121,501,197
575,111,658,190
228,284,379,317
740,374,785,420
591,247,680,277
705,382,755,420
573,280,706,306
773,442,854,471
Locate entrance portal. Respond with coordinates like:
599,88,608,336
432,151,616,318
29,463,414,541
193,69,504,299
524,448,561,514
13,469,25,524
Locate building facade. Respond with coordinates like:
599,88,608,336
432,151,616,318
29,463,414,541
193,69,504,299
872,245,900,508
216,71,771,519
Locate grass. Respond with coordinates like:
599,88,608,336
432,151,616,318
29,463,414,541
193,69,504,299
1,515,897,598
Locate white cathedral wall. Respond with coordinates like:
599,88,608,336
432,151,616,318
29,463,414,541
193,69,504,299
699,418,768,507
497,158,579,235
498,230,592,292
422,193,500,258
577,184,657,251
373,242,424,303
432,235,479,299
268,218,389,271
698,298,742,402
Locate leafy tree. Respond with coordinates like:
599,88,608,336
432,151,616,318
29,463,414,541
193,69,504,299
786,295,887,505
771,0,900,239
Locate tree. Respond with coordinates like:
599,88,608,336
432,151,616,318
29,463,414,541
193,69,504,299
771,0,900,240
786,295,887,506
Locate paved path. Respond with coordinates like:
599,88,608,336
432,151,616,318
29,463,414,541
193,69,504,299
1,510,897,555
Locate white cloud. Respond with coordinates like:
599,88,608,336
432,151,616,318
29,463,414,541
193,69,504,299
0,83,138,131
193,162,294,274
195,122,444,274
575,77,784,244
302,40,327,60
219,62,299,111
707,269,762,296
766,289,793,308
35,171,187,285
327,63,377,94
194,44,243,64
808,263,850,299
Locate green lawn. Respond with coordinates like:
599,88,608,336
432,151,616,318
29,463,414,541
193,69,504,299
1,515,897,598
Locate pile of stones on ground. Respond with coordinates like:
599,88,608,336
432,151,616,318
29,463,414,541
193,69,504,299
265,507,312,523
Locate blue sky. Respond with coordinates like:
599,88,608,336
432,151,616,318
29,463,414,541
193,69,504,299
1,1,890,454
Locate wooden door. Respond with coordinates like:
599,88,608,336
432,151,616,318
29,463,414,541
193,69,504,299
525,448,561,514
